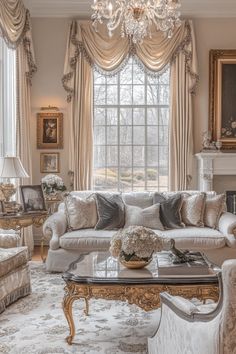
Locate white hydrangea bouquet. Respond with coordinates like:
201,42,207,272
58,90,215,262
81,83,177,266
41,174,66,196
109,226,164,263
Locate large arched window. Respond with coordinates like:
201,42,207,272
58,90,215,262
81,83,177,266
93,57,169,192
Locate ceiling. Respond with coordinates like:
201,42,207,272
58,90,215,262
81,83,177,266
23,0,236,18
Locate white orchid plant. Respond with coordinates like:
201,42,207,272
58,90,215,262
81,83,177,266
41,174,66,196
109,226,164,262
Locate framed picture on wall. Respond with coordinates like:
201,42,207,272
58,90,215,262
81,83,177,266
40,152,60,173
209,49,236,149
20,185,47,213
37,112,63,149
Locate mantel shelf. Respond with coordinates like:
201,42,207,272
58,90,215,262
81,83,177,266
195,152,236,191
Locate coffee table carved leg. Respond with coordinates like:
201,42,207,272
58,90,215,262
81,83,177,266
63,293,79,345
63,283,90,344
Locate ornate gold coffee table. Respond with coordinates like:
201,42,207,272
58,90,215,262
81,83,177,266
62,251,220,345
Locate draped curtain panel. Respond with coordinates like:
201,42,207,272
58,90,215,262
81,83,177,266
0,0,37,252
63,19,198,191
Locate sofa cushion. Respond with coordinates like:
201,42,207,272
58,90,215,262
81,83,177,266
122,192,153,209
64,194,98,230
124,204,164,230
95,193,125,230
60,229,116,250
0,247,29,278
204,194,226,229
181,193,206,227
154,227,226,250
153,193,184,229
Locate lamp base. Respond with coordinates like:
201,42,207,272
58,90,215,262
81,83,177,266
0,183,16,202
3,201,22,214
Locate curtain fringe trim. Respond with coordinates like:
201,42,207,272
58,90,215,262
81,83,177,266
62,20,199,102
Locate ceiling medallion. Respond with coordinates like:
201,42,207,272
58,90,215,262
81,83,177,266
91,0,182,44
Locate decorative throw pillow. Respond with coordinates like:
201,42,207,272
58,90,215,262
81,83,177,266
181,193,206,227
95,193,125,230
204,194,226,229
153,193,184,229
64,194,97,230
124,204,164,230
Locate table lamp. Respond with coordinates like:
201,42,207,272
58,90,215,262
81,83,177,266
0,156,29,212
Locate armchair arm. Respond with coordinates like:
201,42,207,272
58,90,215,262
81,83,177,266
218,212,236,236
43,211,68,250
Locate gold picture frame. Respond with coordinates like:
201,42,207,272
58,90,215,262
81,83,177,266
37,112,63,149
209,49,236,149
40,152,60,173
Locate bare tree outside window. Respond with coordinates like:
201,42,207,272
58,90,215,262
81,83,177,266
93,58,169,192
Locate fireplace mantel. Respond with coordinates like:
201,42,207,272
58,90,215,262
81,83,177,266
195,152,236,191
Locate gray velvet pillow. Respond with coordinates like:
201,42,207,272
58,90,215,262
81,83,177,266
95,193,125,230
153,193,184,229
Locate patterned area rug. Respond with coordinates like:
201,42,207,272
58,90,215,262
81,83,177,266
0,262,160,354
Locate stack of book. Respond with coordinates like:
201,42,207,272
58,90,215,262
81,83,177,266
157,251,210,276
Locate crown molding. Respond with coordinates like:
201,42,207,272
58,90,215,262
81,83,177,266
23,0,236,18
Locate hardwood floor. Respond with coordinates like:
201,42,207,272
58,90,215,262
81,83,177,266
32,245,49,261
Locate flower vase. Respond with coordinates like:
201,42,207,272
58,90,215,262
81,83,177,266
119,255,152,269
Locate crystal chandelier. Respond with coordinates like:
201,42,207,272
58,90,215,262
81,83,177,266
91,0,182,44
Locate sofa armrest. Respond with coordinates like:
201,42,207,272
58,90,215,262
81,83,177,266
218,212,236,236
160,292,199,317
43,212,68,250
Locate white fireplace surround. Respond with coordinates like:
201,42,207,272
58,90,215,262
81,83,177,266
195,152,236,191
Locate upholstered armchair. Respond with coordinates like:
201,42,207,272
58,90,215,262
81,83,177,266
148,259,236,354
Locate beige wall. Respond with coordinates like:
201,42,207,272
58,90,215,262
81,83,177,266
30,17,236,192
31,18,70,188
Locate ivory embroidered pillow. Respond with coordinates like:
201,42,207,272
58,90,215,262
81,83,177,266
181,193,206,227
64,194,97,230
124,204,164,230
204,194,226,229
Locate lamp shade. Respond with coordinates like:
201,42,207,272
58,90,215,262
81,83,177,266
0,156,29,178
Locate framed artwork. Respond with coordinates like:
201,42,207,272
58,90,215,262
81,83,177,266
40,152,60,173
37,112,63,149
20,185,47,213
209,49,236,149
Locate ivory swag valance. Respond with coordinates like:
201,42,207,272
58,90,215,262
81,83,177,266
63,19,198,191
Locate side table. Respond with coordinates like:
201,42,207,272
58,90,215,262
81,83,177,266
0,211,49,259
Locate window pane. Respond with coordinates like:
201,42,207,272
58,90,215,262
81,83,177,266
159,107,169,125
147,146,159,166
120,146,132,166
107,146,118,166
120,126,132,144
93,57,169,192
94,85,105,104
133,85,145,105
133,168,145,186
107,108,118,125
133,146,145,167
107,85,118,105
147,126,158,145
120,64,132,84
107,126,118,145
94,146,105,168
120,85,132,105
133,126,145,145
94,108,105,125
133,108,145,125
120,168,132,191
94,126,105,145
147,108,158,125
120,108,132,125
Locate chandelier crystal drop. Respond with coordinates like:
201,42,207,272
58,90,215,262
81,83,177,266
91,0,182,44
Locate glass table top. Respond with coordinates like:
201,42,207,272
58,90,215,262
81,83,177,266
63,251,221,285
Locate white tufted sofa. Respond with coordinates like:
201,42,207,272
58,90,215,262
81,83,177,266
43,191,236,272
